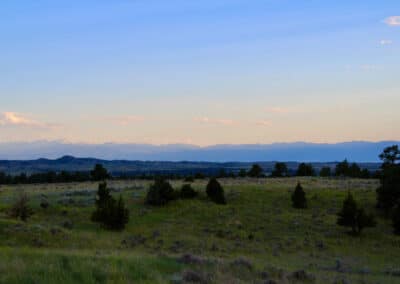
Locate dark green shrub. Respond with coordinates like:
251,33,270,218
376,146,400,212
180,184,198,199
145,178,176,206
206,178,226,204
271,162,288,177
319,167,332,177
337,192,376,235
291,183,307,209
296,163,315,176
91,182,129,230
248,164,263,177
184,176,195,182
90,164,110,181
335,159,350,177
9,192,33,221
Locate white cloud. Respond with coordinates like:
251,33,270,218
384,16,400,26
264,107,293,114
111,115,145,125
380,39,393,45
0,112,58,129
255,120,272,127
360,64,379,71
194,117,236,126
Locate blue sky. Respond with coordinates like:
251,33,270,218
0,1,399,145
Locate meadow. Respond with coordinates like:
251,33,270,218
0,177,399,283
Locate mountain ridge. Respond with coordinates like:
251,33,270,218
0,140,398,162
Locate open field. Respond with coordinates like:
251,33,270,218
0,177,399,283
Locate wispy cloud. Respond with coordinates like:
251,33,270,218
264,107,293,114
194,117,236,126
360,64,379,71
255,120,272,127
0,112,58,129
384,16,400,26
380,39,393,45
110,115,145,126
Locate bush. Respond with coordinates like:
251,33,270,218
9,192,33,221
337,192,376,235
291,183,307,209
145,178,176,206
271,162,288,177
319,167,332,177
296,163,315,176
180,184,197,199
91,182,129,230
90,164,110,181
184,176,195,182
335,160,350,177
206,178,226,204
248,164,263,177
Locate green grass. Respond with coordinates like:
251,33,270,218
0,178,399,283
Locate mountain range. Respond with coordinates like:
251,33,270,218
0,140,397,162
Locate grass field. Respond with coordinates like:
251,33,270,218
0,177,399,283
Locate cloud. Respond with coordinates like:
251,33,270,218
110,115,145,125
360,64,379,71
380,39,393,45
265,107,289,113
0,112,58,129
384,16,400,26
255,120,272,127
194,117,236,126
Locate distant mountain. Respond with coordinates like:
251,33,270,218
0,140,398,162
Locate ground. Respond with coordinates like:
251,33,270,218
0,177,399,283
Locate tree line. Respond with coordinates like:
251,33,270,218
0,160,376,185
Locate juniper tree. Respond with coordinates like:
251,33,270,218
145,178,175,206
296,163,315,177
180,184,197,199
206,178,226,205
337,192,376,235
91,182,129,230
248,164,263,177
291,183,307,209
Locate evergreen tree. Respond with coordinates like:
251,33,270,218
248,164,263,177
337,192,376,235
335,159,350,177
91,164,110,181
291,183,307,209
91,183,129,230
206,178,226,204
376,145,400,212
319,167,332,177
145,178,176,206
271,162,288,177
180,184,198,199
296,163,315,176
349,163,361,178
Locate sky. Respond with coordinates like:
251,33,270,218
0,0,399,146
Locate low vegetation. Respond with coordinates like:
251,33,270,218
337,192,376,235
291,182,307,209
0,145,398,283
91,182,129,230
206,178,226,205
